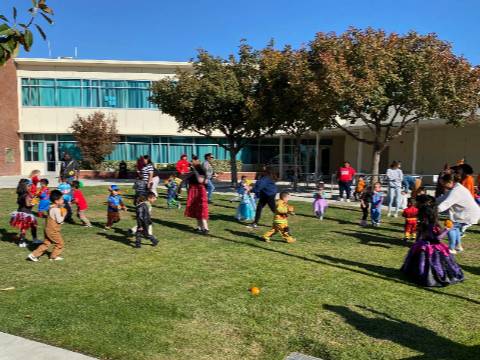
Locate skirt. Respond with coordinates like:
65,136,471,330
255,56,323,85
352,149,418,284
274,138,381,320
184,183,209,220
401,240,464,287
10,211,37,231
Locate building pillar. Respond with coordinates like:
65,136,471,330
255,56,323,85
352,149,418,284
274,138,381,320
279,136,284,180
315,132,321,179
356,130,363,173
411,121,419,174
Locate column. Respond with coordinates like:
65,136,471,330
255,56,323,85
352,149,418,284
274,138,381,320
279,136,284,180
315,132,321,179
411,121,419,174
356,130,363,172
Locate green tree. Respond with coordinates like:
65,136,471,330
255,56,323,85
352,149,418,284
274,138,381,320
309,28,480,177
257,45,331,190
0,0,54,66
71,112,120,169
150,42,280,185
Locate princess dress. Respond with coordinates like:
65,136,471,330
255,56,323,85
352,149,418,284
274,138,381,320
236,193,256,222
313,197,328,218
401,225,464,287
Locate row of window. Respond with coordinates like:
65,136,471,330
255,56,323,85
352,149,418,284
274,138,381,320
21,78,155,109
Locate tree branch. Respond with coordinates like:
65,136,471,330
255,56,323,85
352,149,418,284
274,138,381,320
334,120,375,145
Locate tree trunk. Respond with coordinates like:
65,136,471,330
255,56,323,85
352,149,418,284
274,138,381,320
229,144,239,187
371,144,382,183
293,135,301,191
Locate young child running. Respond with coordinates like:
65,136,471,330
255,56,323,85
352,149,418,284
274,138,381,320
133,176,148,205
262,191,296,243
359,185,372,227
165,174,181,209
402,198,418,243
58,177,73,223
71,180,92,227
37,178,51,218
105,185,126,230
134,192,159,248
10,179,39,247
371,182,384,227
236,184,256,222
312,184,328,220
28,190,66,262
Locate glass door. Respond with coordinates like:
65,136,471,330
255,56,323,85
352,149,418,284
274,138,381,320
46,142,57,173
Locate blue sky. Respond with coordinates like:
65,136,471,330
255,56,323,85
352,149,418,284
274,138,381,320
3,0,479,64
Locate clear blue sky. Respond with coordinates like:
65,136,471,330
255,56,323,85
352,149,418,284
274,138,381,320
3,0,480,64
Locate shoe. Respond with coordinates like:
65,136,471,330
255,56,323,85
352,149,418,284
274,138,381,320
319,216,324,221
84,224,93,228
50,257,64,261
151,240,159,247
249,223,258,229
346,199,351,203
27,253,39,262
194,227,203,233
394,213,399,218
286,238,297,243
339,198,345,202
18,241,27,248
201,229,210,235
104,226,112,231
450,249,457,254
32,238,43,245
177,203,182,209
387,213,392,217
262,236,271,243
135,244,141,249
456,246,464,252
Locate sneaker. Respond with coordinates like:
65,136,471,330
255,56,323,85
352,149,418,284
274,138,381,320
32,238,43,245
456,246,464,252
319,216,324,221
346,199,351,203
249,223,258,229
151,240,159,247
104,226,112,231
286,238,297,243
194,227,203,233
27,253,39,262
450,249,457,254
394,213,399,218
18,241,27,248
84,224,93,228
135,243,141,249
50,257,64,261
201,229,210,236
339,198,345,202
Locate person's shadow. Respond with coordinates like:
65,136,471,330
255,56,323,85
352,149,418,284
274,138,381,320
331,230,405,248
0,228,17,243
323,304,479,359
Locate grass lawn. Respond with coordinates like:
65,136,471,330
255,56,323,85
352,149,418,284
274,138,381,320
0,185,479,360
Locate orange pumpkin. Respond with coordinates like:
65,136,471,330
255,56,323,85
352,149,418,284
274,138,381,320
249,287,261,296
444,219,454,229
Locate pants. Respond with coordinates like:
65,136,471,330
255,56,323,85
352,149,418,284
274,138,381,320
361,204,369,221
77,210,91,226
130,224,153,235
388,186,402,213
404,221,417,239
338,181,352,199
206,180,215,202
263,223,294,242
135,227,158,247
64,202,73,222
106,212,120,227
150,176,160,197
254,194,276,224
448,223,465,250
371,207,381,224
32,230,64,259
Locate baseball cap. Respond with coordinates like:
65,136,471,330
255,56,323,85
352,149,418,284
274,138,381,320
110,185,119,191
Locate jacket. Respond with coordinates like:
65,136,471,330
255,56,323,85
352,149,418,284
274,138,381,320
253,176,277,197
273,199,294,225
176,159,190,175
402,206,418,223
136,202,152,229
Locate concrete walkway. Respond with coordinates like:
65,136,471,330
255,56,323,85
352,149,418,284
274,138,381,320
0,332,96,360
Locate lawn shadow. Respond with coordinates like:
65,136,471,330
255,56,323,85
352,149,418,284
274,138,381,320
227,229,286,243
324,304,479,360
209,213,241,224
0,228,17,243
151,218,196,235
97,228,133,247
331,230,405,248
460,264,480,276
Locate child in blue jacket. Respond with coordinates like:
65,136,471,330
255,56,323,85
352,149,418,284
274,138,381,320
371,182,384,227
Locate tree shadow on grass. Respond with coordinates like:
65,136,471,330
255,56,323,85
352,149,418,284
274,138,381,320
331,230,405,248
323,304,479,360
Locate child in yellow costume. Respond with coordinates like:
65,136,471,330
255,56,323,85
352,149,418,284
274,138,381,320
262,192,296,243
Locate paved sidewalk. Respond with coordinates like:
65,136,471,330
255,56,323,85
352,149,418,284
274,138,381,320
0,332,96,360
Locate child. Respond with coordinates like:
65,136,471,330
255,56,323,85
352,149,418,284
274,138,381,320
28,190,66,262
236,184,256,222
133,176,148,205
402,198,419,243
37,178,51,218
262,191,296,243
165,175,181,209
412,186,426,199
71,180,92,227
134,192,159,248
359,186,372,226
58,177,73,223
371,182,384,227
29,170,41,197
401,195,464,287
230,175,251,202
313,187,328,220
354,175,366,201
444,219,464,254
10,179,39,247
105,185,126,230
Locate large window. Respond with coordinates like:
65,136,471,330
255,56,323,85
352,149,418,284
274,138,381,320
21,78,155,109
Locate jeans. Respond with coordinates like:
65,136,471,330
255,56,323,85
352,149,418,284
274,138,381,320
448,222,468,250
338,181,352,199
371,207,381,224
254,194,276,224
388,186,402,213
402,176,415,192
206,179,215,202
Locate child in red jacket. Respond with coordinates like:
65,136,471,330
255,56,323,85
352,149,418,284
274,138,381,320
402,198,418,243
71,180,92,227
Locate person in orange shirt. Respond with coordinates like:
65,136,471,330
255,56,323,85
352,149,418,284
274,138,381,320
462,174,475,198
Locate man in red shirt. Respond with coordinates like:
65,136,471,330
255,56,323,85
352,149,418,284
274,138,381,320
336,161,356,202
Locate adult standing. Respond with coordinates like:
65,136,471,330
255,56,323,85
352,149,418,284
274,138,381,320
386,161,404,217
336,161,356,202
59,153,79,183
437,172,480,253
184,156,209,234
251,168,278,228
202,153,216,204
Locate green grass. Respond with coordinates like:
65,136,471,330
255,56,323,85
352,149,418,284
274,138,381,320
0,186,479,360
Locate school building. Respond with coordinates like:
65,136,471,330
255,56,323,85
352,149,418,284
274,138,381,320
0,58,479,178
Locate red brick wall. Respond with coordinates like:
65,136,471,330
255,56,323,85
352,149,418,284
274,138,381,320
0,61,21,175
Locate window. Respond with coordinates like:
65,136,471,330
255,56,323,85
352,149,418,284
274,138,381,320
21,78,155,109
24,141,44,161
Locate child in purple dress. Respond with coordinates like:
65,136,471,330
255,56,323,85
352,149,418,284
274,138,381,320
313,186,328,220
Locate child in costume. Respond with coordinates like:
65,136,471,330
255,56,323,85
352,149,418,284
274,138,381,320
71,180,92,227
402,198,418,243
401,195,464,287
37,178,51,218
10,179,39,247
359,185,372,226
165,175,181,209
134,192,159,248
29,170,41,197
313,184,328,220
58,177,73,223
132,176,148,205
354,175,366,201
236,184,256,222
262,192,296,243
230,175,251,202
105,185,126,230
28,190,66,262
371,182,384,227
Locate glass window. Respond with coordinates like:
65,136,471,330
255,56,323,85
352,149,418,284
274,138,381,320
24,141,45,161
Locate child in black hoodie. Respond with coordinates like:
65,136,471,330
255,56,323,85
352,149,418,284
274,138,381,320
135,192,159,248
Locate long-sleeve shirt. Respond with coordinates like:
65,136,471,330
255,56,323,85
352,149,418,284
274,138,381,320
371,192,384,208
437,183,480,225
202,161,214,179
253,176,277,197
386,168,404,188
50,207,66,224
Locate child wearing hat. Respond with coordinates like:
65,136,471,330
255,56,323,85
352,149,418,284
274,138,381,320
105,185,126,230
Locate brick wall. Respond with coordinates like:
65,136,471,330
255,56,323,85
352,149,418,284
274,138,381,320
0,61,21,175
